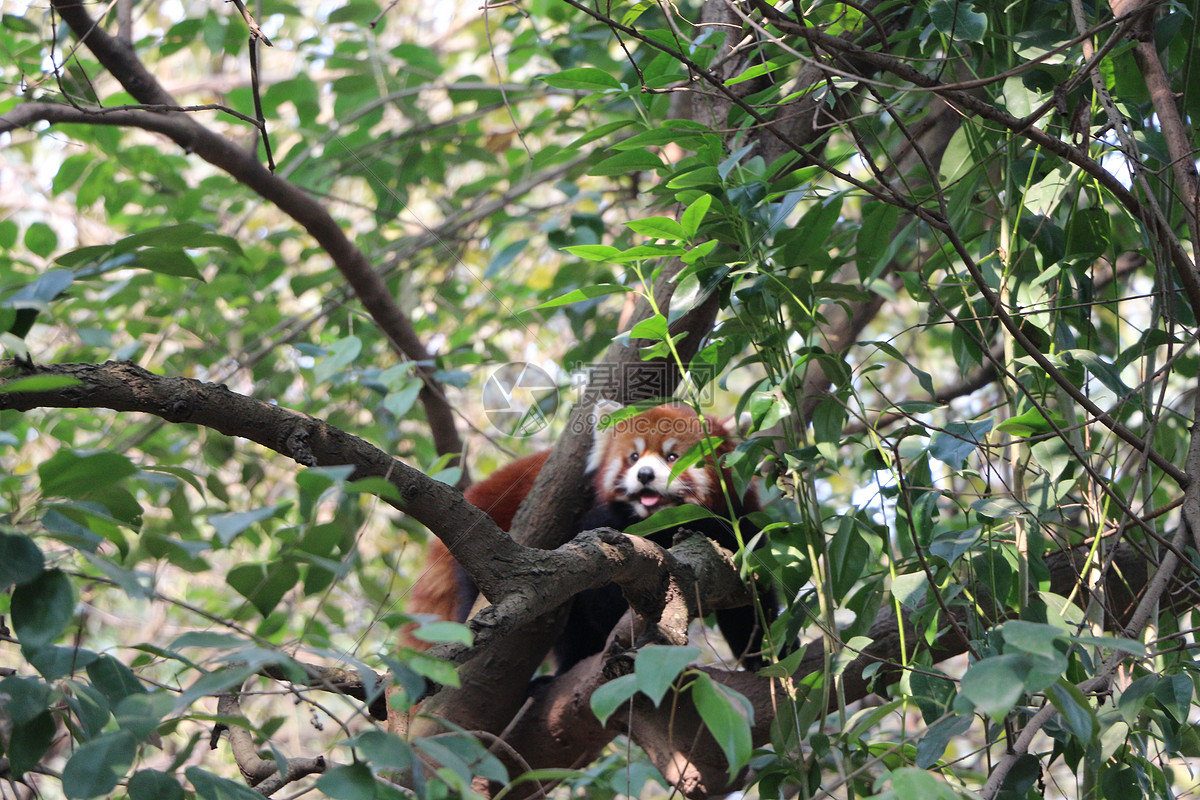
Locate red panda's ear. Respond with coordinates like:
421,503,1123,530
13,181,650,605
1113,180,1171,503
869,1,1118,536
592,399,623,433
586,399,623,474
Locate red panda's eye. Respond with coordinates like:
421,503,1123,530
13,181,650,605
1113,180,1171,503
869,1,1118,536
666,453,678,462
629,452,639,463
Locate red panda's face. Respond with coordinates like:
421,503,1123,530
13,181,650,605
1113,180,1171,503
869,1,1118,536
589,405,729,519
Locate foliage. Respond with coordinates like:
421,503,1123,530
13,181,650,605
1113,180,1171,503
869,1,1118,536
1,0,1199,798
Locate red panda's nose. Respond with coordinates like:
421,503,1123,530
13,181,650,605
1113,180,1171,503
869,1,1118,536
637,466,655,485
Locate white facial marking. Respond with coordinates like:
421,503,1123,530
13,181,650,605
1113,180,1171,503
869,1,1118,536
598,457,623,496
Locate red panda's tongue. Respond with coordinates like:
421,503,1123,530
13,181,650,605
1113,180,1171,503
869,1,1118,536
639,491,661,508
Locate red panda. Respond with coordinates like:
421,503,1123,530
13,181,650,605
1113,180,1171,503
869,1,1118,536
403,404,769,667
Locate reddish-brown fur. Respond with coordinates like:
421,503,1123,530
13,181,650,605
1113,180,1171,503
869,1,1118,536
401,450,549,649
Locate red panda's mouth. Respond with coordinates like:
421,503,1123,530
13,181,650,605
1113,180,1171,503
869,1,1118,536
636,489,664,508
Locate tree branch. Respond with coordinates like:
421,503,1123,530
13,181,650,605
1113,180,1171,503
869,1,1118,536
0,360,510,596
215,692,328,794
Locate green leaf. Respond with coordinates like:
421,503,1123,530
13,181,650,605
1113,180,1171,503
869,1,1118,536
186,766,268,800
28,644,99,680
413,737,475,785
131,248,204,279
634,646,700,706
1065,632,1145,656
971,497,1028,521
227,561,300,617
590,673,639,724
960,653,1031,718
209,505,283,545
61,730,137,799
0,374,83,394
72,681,116,740
1068,349,1132,396
929,0,987,42
1001,620,1063,659
0,531,45,589
25,222,58,257
589,150,663,176
1154,674,1192,721
403,650,461,688
667,166,721,189
915,714,972,768
345,476,403,503
8,711,56,778
629,314,668,341
0,675,51,724
996,407,1070,436
811,396,846,445
344,729,414,772
621,0,655,25
929,419,993,468
87,653,148,706
690,672,753,774
39,450,137,499
625,216,688,242
939,125,977,184
890,766,957,798
115,223,243,255
383,381,422,419
1046,681,1098,742
5,269,73,314
567,119,639,148
560,244,621,261
315,335,363,383
314,762,378,800
115,692,174,739
3,12,40,32
680,195,712,237
142,464,206,496
725,59,786,86
828,516,869,597
927,526,980,567
609,244,687,262
11,568,75,649
177,664,262,710
855,203,901,281
532,284,629,309
541,67,622,91
406,620,472,646
1066,208,1111,261
623,504,718,536
128,770,186,800
611,125,712,152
